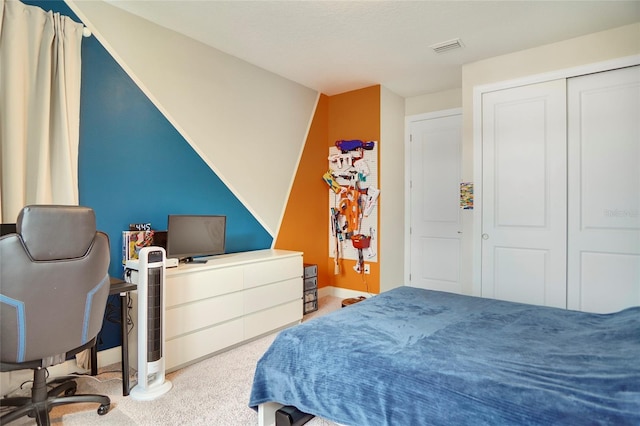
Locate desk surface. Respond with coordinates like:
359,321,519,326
109,277,136,294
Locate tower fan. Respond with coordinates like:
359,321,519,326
126,246,172,400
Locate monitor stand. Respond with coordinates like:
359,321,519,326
182,257,208,264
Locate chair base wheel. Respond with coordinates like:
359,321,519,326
98,404,110,415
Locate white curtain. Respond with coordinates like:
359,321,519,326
0,0,83,223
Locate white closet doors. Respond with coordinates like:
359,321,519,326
481,65,640,312
567,65,640,313
481,80,568,308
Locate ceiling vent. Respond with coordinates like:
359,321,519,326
430,38,464,54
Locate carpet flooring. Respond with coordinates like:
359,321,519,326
3,296,343,426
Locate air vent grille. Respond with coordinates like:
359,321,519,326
430,38,464,53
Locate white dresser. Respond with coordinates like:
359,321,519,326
162,249,303,371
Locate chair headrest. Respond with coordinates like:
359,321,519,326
17,205,97,261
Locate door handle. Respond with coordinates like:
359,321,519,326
482,233,489,240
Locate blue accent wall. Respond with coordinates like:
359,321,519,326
22,1,272,349
77,29,273,276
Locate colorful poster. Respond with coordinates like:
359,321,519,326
460,182,473,209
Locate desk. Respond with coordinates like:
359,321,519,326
90,278,136,396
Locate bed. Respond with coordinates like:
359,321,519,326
249,286,640,426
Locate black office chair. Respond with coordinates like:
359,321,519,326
0,205,111,425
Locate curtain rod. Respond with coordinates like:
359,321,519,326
83,27,91,38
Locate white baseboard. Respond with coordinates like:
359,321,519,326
318,286,376,300
97,346,123,368
0,359,82,396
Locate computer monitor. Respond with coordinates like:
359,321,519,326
166,215,226,263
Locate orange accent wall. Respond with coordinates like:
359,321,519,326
275,95,330,288
277,86,381,294
327,86,381,294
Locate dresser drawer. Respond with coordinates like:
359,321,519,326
244,277,301,315
165,292,243,339
165,318,243,371
166,267,243,307
244,255,302,289
244,299,301,340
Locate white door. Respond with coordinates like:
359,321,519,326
567,65,640,313
409,111,462,293
481,80,568,308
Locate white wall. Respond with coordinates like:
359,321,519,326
380,86,406,292
68,0,318,236
405,88,462,116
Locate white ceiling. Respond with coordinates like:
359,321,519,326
105,1,640,98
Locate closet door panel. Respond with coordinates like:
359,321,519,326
579,252,639,313
493,100,547,227
493,247,548,304
567,65,640,313
481,80,567,307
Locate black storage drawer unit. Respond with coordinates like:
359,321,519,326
303,263,318,314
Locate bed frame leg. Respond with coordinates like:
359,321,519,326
258,402,283,426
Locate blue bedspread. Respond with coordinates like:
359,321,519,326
249,286,640,425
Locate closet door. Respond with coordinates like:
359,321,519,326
481,80,567,308
567,65,640,313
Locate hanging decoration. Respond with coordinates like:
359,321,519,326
323,140,379,275
460,182,474,210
